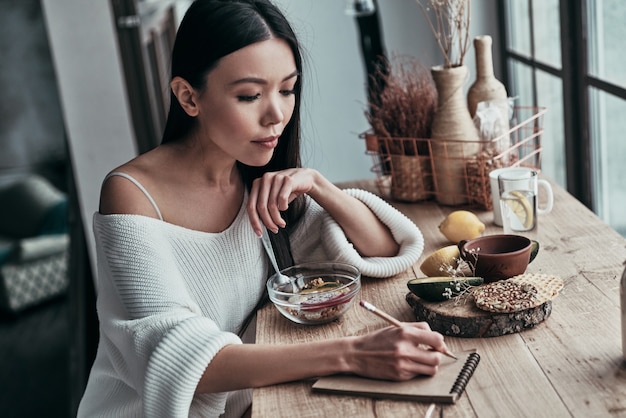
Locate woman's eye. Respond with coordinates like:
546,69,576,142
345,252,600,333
237,93,261,102
237,89,295,102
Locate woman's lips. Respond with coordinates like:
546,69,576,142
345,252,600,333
253,136,279,149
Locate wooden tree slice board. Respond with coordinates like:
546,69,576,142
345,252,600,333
405,292,552,338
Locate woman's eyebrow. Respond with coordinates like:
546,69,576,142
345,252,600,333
283,70,300,81
229,70,299,86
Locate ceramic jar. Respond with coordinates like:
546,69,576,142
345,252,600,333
467,35,508,118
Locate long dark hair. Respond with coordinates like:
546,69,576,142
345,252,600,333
163,0,304,266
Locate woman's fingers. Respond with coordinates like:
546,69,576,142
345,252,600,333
350,324,450,381
246,182,263,236
249,177,281,234
248,173,289,234
248,169,313,234
396,351,441,378
410,321,432,331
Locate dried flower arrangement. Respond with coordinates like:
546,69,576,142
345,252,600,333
365,54,437,155
363,55,438,202
415,0,472,68
439,249,480,304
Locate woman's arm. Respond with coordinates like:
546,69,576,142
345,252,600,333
196,322,447,394
306,172,400,257
247,168,399,257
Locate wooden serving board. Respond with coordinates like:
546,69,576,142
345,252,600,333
405,292,552,338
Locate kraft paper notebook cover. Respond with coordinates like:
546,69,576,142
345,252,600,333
312,350,480,404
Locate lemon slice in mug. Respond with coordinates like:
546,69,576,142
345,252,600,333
504,191,534,229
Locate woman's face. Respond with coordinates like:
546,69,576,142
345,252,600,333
194,38,298,167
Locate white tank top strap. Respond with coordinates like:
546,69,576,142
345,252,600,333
104,171,164,221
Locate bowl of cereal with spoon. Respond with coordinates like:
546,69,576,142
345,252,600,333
266,262,361,325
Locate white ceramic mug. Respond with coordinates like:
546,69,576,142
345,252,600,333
489,167,553,227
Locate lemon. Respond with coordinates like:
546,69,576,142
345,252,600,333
407,276,484,302
503,191,533,229
438,210,485,243
419,245,461,277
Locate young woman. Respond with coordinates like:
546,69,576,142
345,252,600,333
78,1,450,416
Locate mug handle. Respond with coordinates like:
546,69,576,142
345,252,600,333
529,240,540,263
537,179,553,214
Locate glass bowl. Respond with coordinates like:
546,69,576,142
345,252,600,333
266,262,361,325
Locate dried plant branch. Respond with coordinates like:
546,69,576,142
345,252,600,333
416,0,471,68
365,54,437,155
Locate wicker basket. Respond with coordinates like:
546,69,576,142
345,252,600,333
362,106,546,208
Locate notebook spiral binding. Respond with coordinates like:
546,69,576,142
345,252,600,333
450,352,481,396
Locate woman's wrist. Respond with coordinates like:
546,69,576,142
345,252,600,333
305,169,343,208
339,336,359,374
305,168,329,201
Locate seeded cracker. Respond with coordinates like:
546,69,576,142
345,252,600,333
473,281,539,312
473,274,564,313
509,273,564,305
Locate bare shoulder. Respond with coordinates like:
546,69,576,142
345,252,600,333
99,157,161,218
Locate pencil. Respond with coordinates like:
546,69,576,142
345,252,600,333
359,300,458,360
424,403,437,418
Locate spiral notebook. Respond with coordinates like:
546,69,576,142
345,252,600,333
312,350,480,404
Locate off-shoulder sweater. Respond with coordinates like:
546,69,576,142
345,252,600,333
77,185,424,418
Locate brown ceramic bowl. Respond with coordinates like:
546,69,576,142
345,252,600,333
458,234,539,283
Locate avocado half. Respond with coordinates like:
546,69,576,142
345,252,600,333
407,276,484,302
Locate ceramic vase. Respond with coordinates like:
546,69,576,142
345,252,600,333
467,35,510,156
467,35,508,118
430,65,480,206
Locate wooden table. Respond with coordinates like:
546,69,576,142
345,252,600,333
252,179,626,417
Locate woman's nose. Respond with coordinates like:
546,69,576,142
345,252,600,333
261,95,285,126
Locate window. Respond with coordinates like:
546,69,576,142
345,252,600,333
499,0,626,236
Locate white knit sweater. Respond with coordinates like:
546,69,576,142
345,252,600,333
77,188,424,417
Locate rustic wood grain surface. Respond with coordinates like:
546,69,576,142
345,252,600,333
405,293,553,338
252,178,626,418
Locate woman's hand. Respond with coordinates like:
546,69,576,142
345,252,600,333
247,168,319,236
196,321,449,394
247,167,398,256
347,322,448,381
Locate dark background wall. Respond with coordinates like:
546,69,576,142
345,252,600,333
0,0,68,190
0,2,72,416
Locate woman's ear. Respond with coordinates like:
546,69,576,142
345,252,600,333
170,77,199,117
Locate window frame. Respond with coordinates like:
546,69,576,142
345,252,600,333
494,0,626,211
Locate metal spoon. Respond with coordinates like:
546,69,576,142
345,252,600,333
260,227,297,292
